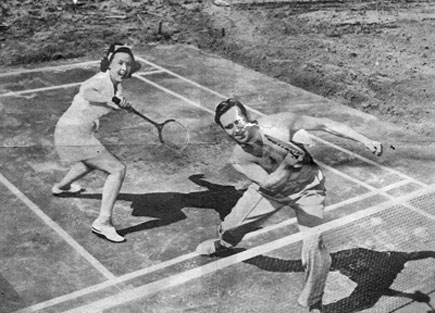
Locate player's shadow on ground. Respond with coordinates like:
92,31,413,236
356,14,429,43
70,174,245,235
240,248,435,313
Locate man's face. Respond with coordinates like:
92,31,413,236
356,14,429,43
219,106,253,144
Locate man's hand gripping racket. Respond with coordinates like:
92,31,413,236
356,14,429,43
263,134,305,168
112,96,190,151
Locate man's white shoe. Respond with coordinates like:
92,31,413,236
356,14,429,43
52,183,82,196
196,239,227,256
91,223,126,243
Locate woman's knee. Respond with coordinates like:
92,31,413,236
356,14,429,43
109,161,126,178
84,151,126,176
117,162,127,178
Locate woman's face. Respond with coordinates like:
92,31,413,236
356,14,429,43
109,52,133,84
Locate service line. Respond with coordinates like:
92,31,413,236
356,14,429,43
0,61,99,77
0,69,165,98
135,55,427,188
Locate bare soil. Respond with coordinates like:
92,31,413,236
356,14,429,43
2,0,435,139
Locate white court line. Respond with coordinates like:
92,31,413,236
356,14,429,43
0,69,165,98
133,74,214,114
135,56,426,187
12,252,197,313
3,57,428,311
12,180,408,313
136,69,165,76
317,161,435,222
0,60,164,77
317,160,388,193
320,158,435,222
0,173,116,280
0,82,82,97
1,56,426,189
247,178,413,238
132,60,428,193
0,61,99,77
2,56,420,187
402,203,435,223
312,136,428,188
62,185,435,313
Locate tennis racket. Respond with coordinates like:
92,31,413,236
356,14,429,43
263,134,305,167
127,107,190,151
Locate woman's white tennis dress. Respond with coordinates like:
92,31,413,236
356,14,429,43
54,71,123,163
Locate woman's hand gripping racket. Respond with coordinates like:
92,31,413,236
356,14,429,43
112,97,189,151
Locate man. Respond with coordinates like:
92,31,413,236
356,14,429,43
196,98,383,312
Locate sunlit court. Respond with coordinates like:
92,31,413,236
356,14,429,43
1,45,435,313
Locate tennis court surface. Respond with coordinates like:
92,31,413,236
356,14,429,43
1,44,435,313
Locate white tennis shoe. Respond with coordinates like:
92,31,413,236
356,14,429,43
51,183,82,196
196,239,227,256
91,223,126,243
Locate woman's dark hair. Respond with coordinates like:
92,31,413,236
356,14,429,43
99,42,140,76
215,98,249,127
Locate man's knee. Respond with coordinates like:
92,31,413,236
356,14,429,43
304,231,325,250
301,232,331,265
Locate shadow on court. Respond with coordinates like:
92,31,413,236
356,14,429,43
196,247,435,313
66,174,246,235
228,248,435,313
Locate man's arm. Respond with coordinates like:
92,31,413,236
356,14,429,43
295,115,383,156
231,146,293,191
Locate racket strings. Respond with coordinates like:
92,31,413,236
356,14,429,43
160,120,190,151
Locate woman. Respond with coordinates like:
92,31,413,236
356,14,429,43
52,43,140,243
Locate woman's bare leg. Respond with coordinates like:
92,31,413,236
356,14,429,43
84,150,126,226
55,162,93,190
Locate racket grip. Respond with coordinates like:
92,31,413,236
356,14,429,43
112,96,135,113
112,96,121,105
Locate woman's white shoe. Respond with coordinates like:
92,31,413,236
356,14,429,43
91,223,126,243
51,183,82,196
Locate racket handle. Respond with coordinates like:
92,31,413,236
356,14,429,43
124,104,160,127
112,96,121,105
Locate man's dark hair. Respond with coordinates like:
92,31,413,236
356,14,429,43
214,98,249,127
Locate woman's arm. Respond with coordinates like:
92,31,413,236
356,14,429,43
83,86,130,110
82,86,113,105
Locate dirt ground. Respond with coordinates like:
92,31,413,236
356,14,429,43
1,0,435,139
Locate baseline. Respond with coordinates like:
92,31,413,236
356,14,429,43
0,173,116,280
